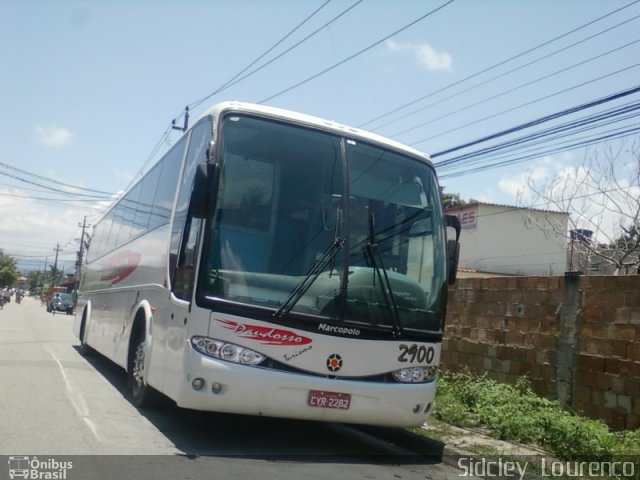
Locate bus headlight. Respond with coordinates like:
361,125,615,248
392,366,437,383
191,336,266,366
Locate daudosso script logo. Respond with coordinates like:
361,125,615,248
218,319,312,346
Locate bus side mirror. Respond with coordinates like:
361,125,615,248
445,214,461,285
191,163,216,219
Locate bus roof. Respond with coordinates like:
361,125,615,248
202,101,433,166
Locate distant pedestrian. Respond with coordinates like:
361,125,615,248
1,287,10,305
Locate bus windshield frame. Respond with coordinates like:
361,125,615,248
196,113,448,336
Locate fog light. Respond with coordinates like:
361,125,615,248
192,377,205,390
211,382,223,394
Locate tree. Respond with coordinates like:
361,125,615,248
0,250,18,287
442,192,466,209
27,271,41,291
49,265,63,284
521,139,640,275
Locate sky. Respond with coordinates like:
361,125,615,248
1,0,639,273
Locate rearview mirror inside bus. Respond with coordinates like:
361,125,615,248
191,163,216,219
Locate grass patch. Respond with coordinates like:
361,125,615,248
432,369,640,462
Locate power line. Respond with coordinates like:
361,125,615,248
439,125,640,179
431,84,640,160
188,0,336,112
258,0,456,104
121,123,174,194
372,13,640,134
436,105,640,171
195,0,364,104
357,0,640,129
411,62,640,147
133,2,342,194
0,162,113,196
431,89,640,175
0,169,114,200
429,84,640,177
440,120,640,178
125,1,453,187
0,192,111,203
395,37,640,140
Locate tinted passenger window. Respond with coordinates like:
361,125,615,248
152,146,183,227
134,163,161,230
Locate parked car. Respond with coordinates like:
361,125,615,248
47,293,74,315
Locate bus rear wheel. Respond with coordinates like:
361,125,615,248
128,334,160,408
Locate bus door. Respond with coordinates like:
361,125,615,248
165,118,211,397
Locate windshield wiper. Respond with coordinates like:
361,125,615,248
363,211,403,337
273,210,345,320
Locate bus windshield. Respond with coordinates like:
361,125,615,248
200,114,447,333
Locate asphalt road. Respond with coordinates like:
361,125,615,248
0,297,470,480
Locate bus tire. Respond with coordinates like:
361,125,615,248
78,311,94,357
128,330,160,408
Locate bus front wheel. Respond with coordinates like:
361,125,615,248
78,313,94,357
128,334,159,408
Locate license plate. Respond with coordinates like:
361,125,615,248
307,390,351,410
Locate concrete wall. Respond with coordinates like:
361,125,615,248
442,274,640,430
447,204,568,276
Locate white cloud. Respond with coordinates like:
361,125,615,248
112,167,136,185
34,125,73,148
497,151,640,243
0,188,92,271
497,154,575,202
498,164,551,199
385,39,452,71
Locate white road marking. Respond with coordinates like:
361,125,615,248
46,346,103,442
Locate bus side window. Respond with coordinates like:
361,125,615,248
170,118,212,300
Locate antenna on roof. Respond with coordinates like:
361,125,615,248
171,106,190,132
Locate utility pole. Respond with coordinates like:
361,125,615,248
74,217,90,298
42,257,48,288
78,217,90,265
52,244,60,286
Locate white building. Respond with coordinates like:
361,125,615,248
573,243,640,276
446,202,569,276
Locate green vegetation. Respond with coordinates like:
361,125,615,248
0,249,18,287
432,369,640,461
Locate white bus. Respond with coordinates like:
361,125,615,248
74,101,460,428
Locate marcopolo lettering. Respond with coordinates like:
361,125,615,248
318,323,361,336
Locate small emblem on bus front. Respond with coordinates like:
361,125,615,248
326,354,343,372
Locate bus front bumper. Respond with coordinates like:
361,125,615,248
176,348,436,428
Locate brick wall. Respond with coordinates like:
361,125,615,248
442,275,640,430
